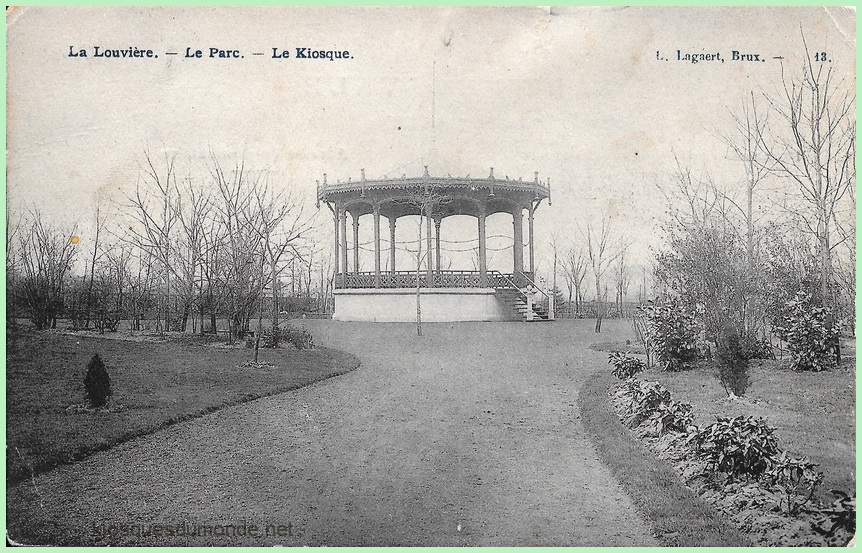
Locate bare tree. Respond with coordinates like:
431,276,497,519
562,245,587,313
17,211,79,330
637,265,651,303
719,92,773,270
124,148,180,334
245,178,311,361
400,186,450,336
656,153,762,340
127,162,217,334
319,255,333,314
122,247,155,333
549,233,561,299
83,206,106,329
714,93,779,336
612,254,630,316
97,242,134,333
7,211,22,328
173,175,213,332
583,218,627,333
199,210,226,335
208,153,266,343
761,31,856,311
659,156,735,233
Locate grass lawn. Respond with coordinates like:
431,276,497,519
639,355,855,503
6,327,360,485
589,341,645,355
579,370,750,546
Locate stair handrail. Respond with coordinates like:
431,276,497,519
489,270,535,321
488,270,527,298
516,271,550,301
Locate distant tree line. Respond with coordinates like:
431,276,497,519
6,150,332,342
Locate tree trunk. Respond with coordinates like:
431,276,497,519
416,220,423,337
271,245,279,333
254,299,263,363
84,270,95,329
552,249,557,296
84,210,101,330
164,267,170,335
820,218,831,309
181,302,190,333
594,276,606,333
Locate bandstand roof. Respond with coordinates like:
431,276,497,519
316,168,551,219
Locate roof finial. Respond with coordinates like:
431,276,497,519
489,167,495,180
361,168,366,182
423,165,430,178
323,173,327,185
534,171,539,183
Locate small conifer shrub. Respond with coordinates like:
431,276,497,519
716,325,749,397
84,354,112,408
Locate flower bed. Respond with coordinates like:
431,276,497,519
610,376,854,546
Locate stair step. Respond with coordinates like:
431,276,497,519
495,288,554,323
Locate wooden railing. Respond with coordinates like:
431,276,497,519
335,270,535,289
489,270,531,288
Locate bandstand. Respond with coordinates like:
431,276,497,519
316,167,553,322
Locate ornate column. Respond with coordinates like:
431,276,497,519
389,216,397,274
339,206,348,284
528,202,535,274
478,203,488,287
513,205,524,274
333,207,339,276
373,203,381,288
434,216,442,274
352,211,360,274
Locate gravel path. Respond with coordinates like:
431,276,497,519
8,319,657,546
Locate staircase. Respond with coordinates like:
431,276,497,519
495,286,551,322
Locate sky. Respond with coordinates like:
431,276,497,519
6,6,856,288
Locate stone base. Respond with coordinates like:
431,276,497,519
332,288,519,322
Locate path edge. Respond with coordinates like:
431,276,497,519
8,347,361,487
578,369,750,547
